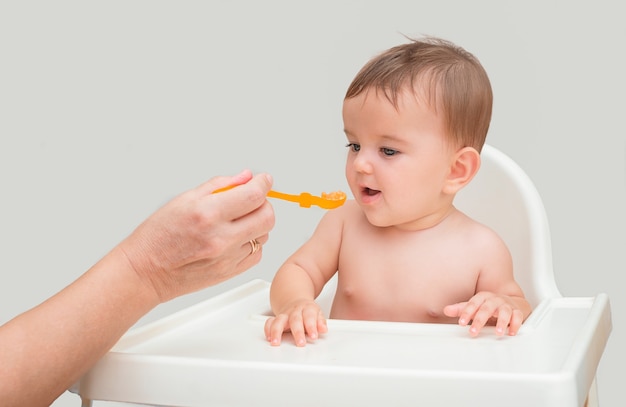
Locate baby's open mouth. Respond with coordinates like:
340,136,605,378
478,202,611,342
363,187,380,196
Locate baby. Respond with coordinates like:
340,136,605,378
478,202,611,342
265,36,532,347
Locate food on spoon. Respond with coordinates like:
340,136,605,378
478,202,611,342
321,191,347,201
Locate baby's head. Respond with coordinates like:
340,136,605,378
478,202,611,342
344,36,492,152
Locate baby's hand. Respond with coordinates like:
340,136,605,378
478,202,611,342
264,300,328,347
443,292,525,337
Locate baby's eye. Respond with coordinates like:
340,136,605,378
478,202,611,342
381,147,398,156
346,143,361,152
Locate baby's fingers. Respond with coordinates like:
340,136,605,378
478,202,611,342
466,296,503,336
265,314,290,346
287,311,309,347
455,295,487,328
504,309,525,336
494,306,513,336
443,302,468,319
294,306,327,347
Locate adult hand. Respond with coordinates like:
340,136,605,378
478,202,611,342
121,169,276,302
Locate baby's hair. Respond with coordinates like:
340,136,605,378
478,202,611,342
345,36,492,152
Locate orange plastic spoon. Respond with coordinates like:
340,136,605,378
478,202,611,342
213,186,346,210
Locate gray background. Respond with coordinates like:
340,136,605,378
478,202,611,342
1,1,623,406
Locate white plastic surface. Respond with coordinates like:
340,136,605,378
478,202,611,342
72,279,611,407
71,145,612,406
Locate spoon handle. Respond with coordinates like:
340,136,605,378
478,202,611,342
266,190,303,204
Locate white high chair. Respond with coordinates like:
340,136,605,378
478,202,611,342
71,144,611,407
456,144,607,406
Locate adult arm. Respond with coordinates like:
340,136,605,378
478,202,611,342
0,170,274,407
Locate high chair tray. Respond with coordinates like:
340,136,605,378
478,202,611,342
71,279,611,407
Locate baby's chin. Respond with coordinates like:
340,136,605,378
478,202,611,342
362,209,432,231
361,210,394,228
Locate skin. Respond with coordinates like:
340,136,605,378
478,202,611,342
0,170,275,407
264,88,532,347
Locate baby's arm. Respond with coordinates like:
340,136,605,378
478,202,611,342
264,207,346,346
443,227,532,337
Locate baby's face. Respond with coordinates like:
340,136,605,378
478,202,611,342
342,89,458,230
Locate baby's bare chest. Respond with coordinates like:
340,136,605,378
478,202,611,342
332,229,479,322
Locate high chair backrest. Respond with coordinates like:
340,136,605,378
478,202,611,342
454,144,561,308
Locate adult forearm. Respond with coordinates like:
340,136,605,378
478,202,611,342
0,246,159,407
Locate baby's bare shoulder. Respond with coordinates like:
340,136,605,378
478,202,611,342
454,211,508,248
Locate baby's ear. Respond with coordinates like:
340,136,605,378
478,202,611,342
443,147,481,195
